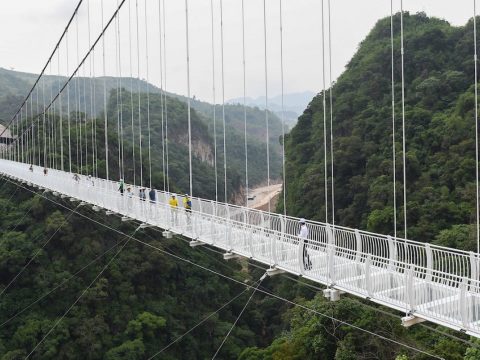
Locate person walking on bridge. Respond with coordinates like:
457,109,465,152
299,218,312,271
149,188,156,204
118,179,125,195
183,193,192,224
169,194,179,225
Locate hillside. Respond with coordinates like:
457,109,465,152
0,67,158,121
282,12,480,246
238,12,480,360
0,67,283,193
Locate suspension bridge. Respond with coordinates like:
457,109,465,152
2,0,480,356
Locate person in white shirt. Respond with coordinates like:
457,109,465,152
298,218,312,270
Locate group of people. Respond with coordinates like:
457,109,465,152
118,180,192,226
28,164,48,176
118,179,157,203
73,173,95,187
118,178,312,270
27,166,313,271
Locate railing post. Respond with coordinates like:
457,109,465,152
470,252,478,287
260,212,267,256
425,244,433,282
460,277,469,329
326,224,335,283
277,215,286,263
387,235,396,271
269,215,278,266
242,209,249,251
194,199,202,238
365,254,372,297
226,205,232,250
355,229,362,276
355,229,362,262
406,264,416,311
298,237,305,276
248,224,255,258
211,200,216,245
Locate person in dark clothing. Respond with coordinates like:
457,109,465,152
118,179,125,195
149,189,156,203
299,218,312,270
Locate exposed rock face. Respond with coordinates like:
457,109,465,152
176,134,214,167
192,140,214,166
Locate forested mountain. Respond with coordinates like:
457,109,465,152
0,67,158,121
0,67,283,195
238,12,480,360
282,12,480,246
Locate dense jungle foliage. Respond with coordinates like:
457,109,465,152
0,67,284,193
12,88,282,202
246,12,480,360
282,12,480,248
0,181,298,359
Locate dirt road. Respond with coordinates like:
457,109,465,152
248,183,283,211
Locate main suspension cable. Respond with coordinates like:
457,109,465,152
474,0,479,255
145,0,152,189
158,0,166,191
102,0,110,180
185,0,193,196
242,0,249,207
136,0,143,187
263,0,271,213
279,0,286,215
162,0,170,193
129,0,136,186
391,0,397,239
211,0,219,202
400,0,407,239
220,0,227,202
328,0,335,225
322,0,328,223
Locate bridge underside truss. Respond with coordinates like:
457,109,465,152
1,159,480,338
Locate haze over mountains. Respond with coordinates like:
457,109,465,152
227,91,315,129
0,66,286,199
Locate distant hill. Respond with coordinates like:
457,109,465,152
282,12,480,246
0,67,283,199
0,67,158,121
227,91,316,129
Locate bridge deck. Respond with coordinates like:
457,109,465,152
2,159,480,337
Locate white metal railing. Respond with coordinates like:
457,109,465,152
1,159,480,337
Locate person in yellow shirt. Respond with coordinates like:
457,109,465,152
169,194,178,207
169,194,178,225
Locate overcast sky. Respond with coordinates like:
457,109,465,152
0,0,475,102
